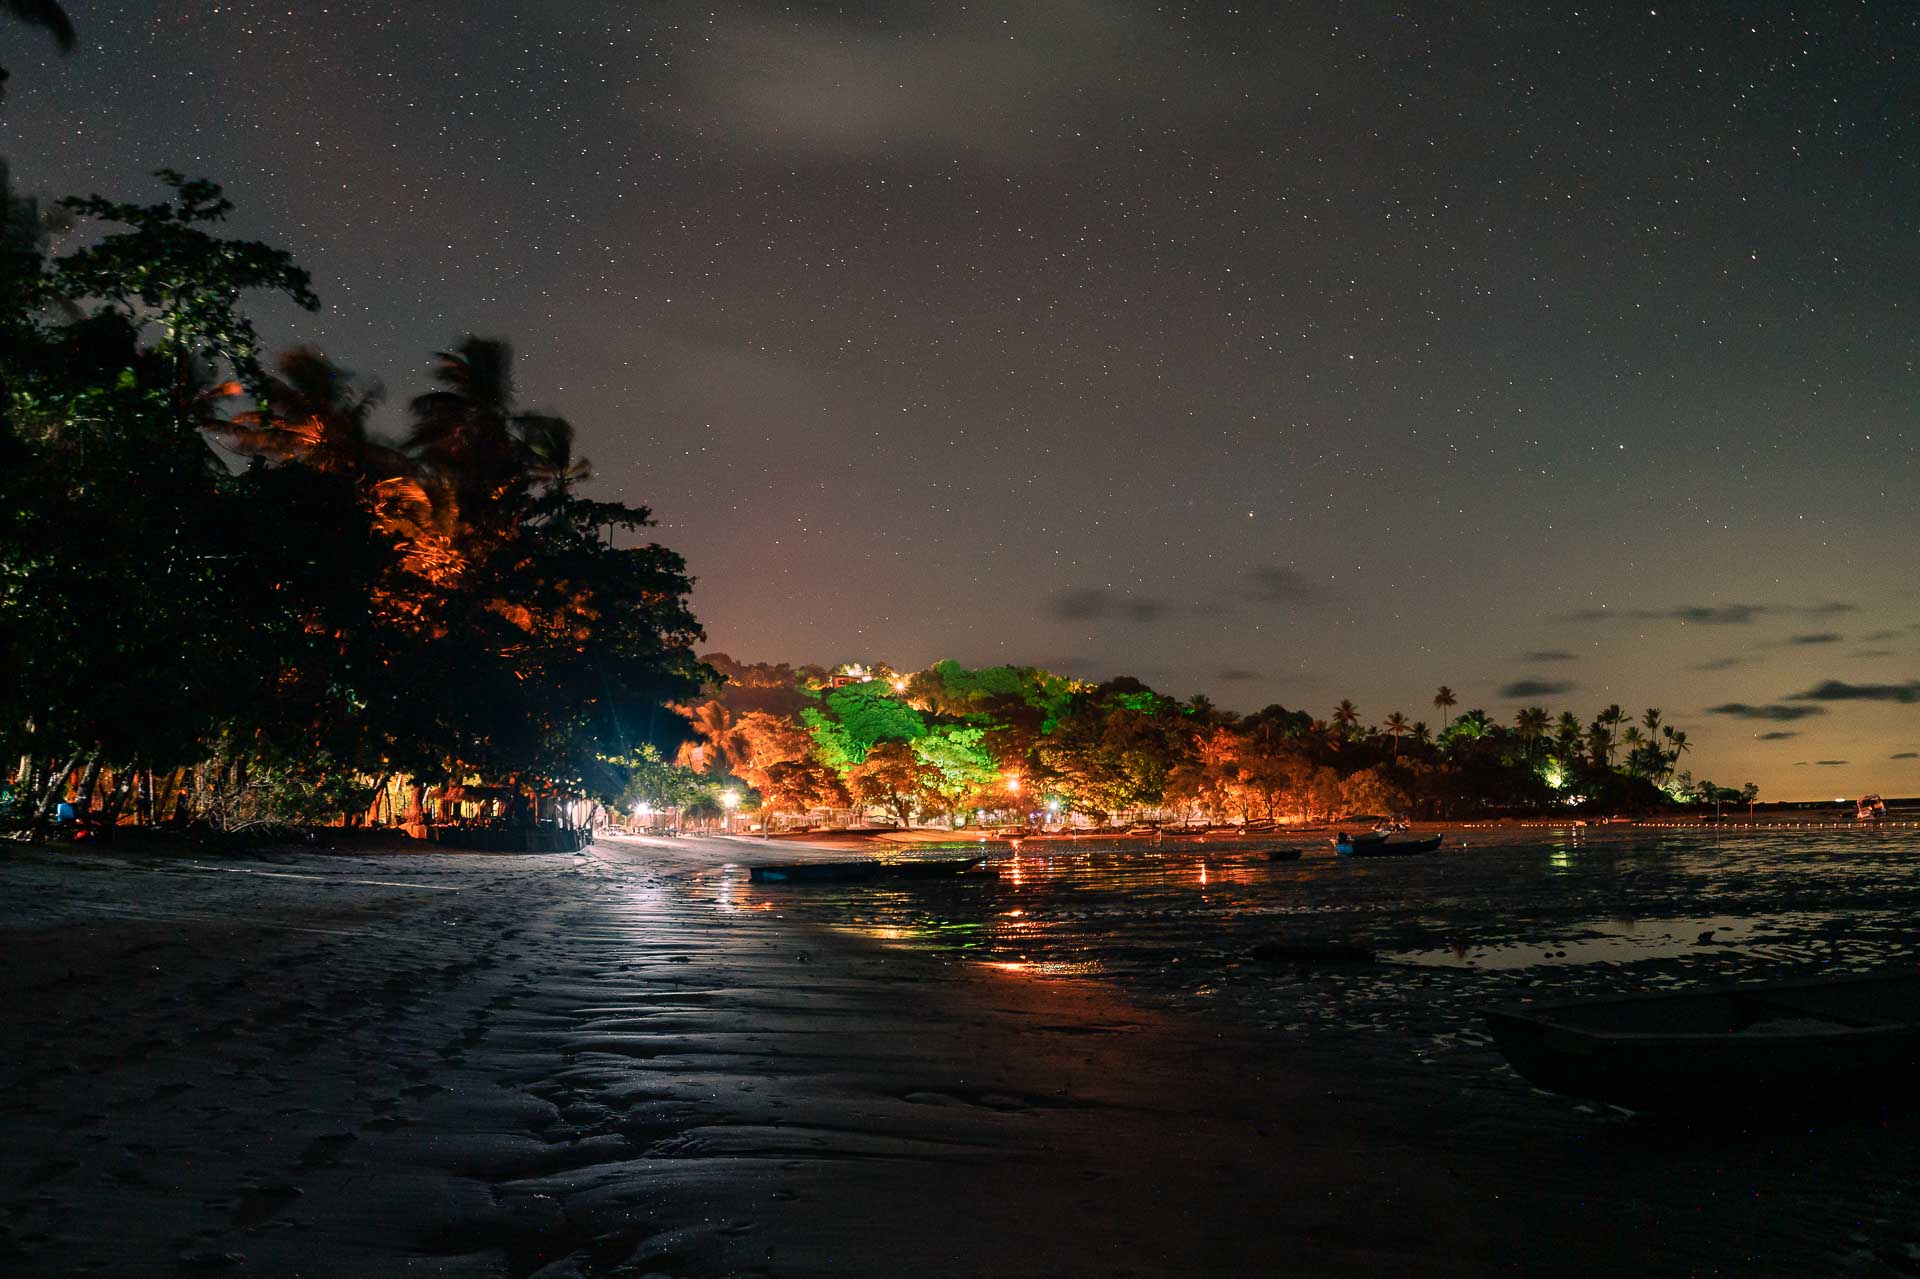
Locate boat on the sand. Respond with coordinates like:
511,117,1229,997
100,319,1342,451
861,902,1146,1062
1334,833,1442,856
749,857,989,885
1485,971,1920,1111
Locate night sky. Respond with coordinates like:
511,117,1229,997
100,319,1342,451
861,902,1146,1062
6,2,1917,797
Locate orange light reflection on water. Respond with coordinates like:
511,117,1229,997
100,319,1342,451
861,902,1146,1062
984,958,1100,978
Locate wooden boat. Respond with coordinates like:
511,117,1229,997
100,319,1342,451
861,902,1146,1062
1265,848,1304,862
1330,829,1390,848
1485,971,1920,1112
749,856,987,885
1334,833,1442,856
888,856,991,880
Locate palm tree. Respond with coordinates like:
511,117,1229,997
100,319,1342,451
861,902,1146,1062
678,702,744,774
1452,709,1491,740
1332,699,1360,737
1554,711,1583,760
1515,706,1550,760
1410,720,1432,747
406,336,538,536
1587,722,1612,769
1597,704,1625,764
1662,726,1690,782
1383,711,1411,758
1433,686,1457,731
515,413,591,496
206,347,404,478
1620,726,1646,776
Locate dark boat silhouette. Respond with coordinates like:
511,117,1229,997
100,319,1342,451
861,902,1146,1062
1485,971,1920,1111
1334,833,1442,856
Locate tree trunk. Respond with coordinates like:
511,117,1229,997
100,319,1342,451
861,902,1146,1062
101,765,138,832
136,768,154,825
74,756,105,815
29,754,81,842
367,773,392,827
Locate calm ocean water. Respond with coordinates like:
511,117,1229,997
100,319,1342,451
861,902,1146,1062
700,825,1920,1065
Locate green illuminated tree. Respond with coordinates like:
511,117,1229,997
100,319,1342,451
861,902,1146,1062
801,682,925,771
911,726,999,828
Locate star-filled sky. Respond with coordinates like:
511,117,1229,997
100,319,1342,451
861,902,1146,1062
6,2,1917,797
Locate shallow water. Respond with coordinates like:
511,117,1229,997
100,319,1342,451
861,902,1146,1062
700,825,1920,1066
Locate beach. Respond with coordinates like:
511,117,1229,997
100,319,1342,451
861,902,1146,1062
3,831,1918,1277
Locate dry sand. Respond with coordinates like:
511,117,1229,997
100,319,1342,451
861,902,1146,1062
2,834,1914,1277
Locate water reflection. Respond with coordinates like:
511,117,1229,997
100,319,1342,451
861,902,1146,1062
701,827,1920,1051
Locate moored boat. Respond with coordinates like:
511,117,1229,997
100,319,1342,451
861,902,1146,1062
1334,833,1442,856
1485,971,1920,1111
1265,848,1304,862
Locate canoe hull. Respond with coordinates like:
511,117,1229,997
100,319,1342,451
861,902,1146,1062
1486,972,1920,1111
1335,835,1442,856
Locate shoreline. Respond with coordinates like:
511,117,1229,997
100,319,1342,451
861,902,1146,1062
2,835,1913,1275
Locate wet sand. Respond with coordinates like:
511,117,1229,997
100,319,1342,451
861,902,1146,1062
2,834,1916,1276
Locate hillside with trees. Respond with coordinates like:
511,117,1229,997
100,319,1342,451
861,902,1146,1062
656,657,1740,832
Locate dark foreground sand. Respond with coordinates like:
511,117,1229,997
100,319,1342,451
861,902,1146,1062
2,835,1915,1277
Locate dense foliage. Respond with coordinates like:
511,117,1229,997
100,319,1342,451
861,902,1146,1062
669,657,1742,829
1,171,710,833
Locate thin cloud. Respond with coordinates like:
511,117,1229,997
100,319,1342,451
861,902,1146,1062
1787,680,1920,704
1566,602,1857,626
1892,752,1919,760
1501,679,1577,699
1784,633,1843,646
1244,567,1340,607
1816,760,1848,766
1851,649,1897,659
659,0,1307,164
1214,666,1263,682
1051,589,1168,623
1705,703,1826,721
1522,649,1578,662
1755,731,1799,741
1690,655,1761,671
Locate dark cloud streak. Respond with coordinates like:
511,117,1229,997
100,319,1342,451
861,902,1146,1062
1788,680,1920,704
1501,679,1577,698
1705,703,1827,721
